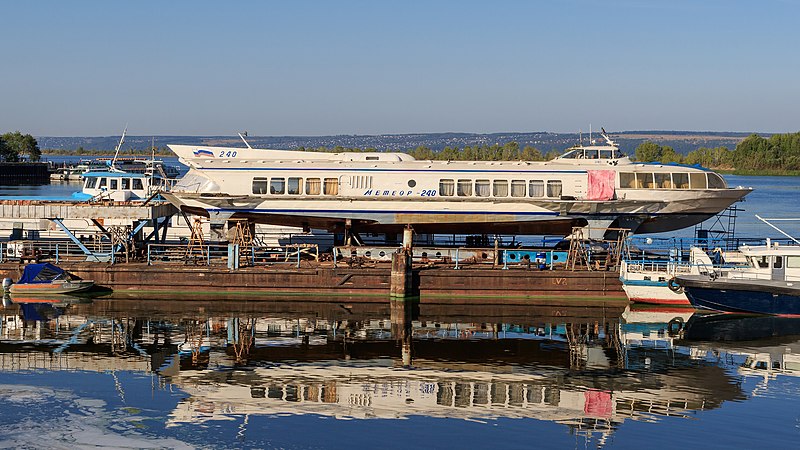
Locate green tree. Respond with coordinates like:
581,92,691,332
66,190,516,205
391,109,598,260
634,141,663,162
1,131,41,161
0,136,11,161
660,146,683,164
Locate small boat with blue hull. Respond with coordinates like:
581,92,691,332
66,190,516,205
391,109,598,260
7,263,95,295
677,240,800,315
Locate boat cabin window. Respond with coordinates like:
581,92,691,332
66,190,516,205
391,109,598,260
511,180,526,197
110,179,118,190
529,180,544,198
637,173,655,189
560,150,579,159
755,256,770,269
493,180,509,197
306,178,321,195
599,149,613,159
252,177,268,194
133,179,144,190
774,256,783,269
690,173,707,189
270,178,286,195
707,173,726,188
787,256,800,268
288,177,302,195
121,178,130,190
99,178,107,189
439,179,455,196
475,180,490,197
673,172,689,189
324,178,339,195
547,180,562,198
655,173,672,188
84,177,96,189
457,179,472,196
619,173,636,188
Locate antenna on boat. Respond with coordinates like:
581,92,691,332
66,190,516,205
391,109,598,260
755,215,800,245
238,131,253,149
600,127,616,147
110,124,127,172
589,124,592,144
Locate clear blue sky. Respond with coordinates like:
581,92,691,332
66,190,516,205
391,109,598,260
1,0,798,136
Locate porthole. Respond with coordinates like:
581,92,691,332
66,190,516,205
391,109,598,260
379,251,386,257
421,252,428,257
365,251,372,257
435,252,442,257
408,179,417,187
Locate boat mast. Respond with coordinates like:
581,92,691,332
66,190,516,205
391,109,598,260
238,131,253,149
110,124,128,172
755,215,800,245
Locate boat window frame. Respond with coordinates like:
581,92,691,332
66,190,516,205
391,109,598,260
689,172,707,189
323,177,339,195
121,178,130,190
529,180,544,198
252,177,269,195
270,177,286,195
287,177,302,195
654,173,672,189
510,180,526,197
457,179,472,197
475,179,491,197
132,178,144,190
547,180,563,198
707,172,727,189
636,173,655,189
619,173,637,189
439,179,455,196
492,180,509,197
306,178,321,195
673,172,690,189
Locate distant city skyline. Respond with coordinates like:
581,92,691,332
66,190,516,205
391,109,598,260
1,1,798,136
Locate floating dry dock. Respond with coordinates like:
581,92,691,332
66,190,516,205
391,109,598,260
0,199,626,302
0,261,625,302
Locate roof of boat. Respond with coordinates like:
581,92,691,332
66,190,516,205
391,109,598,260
18,263,66,284
740,244,800,256
83,171,150,178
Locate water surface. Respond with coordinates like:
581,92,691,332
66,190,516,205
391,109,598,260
1,297,798,449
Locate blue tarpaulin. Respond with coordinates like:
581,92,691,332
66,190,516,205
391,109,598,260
17,263,67,284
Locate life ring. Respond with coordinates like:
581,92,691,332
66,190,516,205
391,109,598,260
667,317,684,335
667,277,684,294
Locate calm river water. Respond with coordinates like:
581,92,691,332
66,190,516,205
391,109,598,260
0,297,798,449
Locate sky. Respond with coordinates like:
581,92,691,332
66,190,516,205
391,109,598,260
1,0,799,136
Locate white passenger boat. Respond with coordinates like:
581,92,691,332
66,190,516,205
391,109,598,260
620,247,716,306
71,170,173,202
162,131,751,237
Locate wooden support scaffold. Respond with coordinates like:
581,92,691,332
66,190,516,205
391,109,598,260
228,218,254,265
185,218,207,263
566,227,629,271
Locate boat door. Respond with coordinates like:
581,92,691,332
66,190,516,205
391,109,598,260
772,255,786,281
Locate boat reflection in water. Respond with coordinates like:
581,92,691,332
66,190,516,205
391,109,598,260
678,313,800,381
0,296,759,445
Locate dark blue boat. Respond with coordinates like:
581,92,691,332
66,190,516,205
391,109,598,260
677,276,800,316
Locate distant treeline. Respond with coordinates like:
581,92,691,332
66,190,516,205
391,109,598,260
43,146,174,156
295,142,563,161
634,131,800,173
40,131,800,174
